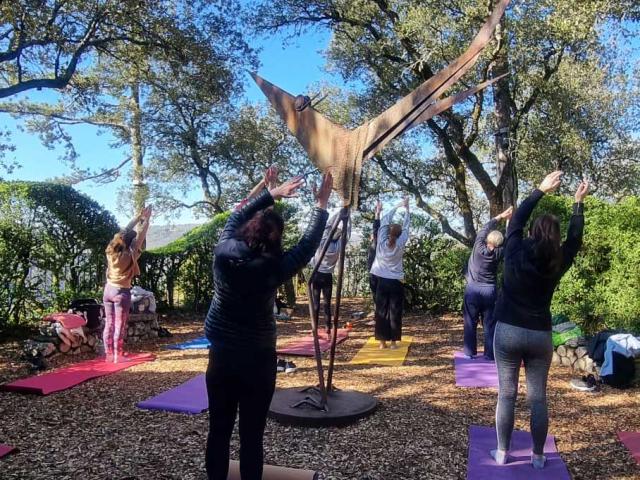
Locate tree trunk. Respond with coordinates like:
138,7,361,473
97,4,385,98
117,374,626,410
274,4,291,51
492,18,518,212
130,82,147,214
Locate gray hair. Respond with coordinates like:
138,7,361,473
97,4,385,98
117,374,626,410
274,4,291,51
487,230,504,248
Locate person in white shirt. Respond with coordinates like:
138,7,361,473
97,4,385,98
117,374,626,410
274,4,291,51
370,197,410,349
310,211,351,335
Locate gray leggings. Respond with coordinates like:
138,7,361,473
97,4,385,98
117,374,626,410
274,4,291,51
494,322,553,455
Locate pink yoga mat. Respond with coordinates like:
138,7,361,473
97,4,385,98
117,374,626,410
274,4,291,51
277,329,349,356
618,432,640,464
0,444,16,459
467,425,570,480
454,352,498,388
1,353,155,395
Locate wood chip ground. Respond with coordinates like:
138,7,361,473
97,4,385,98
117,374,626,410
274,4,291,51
1,298,638,479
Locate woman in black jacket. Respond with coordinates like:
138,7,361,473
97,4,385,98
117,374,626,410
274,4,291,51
492,171,589,469
204,172,333,480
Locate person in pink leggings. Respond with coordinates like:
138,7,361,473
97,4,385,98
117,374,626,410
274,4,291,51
103,206,151,362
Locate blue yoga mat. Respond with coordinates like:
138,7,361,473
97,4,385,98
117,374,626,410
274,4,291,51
165,336,210,350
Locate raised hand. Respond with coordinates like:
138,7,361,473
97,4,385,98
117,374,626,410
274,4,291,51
574,180,589,203
402,196,410,210
314,172,333,209
538,171,563,194
375,199,382,217
264,165,279,189
269,175,305,201
496,206,513,221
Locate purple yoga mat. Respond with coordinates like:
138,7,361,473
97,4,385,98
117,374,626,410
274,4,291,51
137,374,207,414
454,351,498,388
467,425,570,480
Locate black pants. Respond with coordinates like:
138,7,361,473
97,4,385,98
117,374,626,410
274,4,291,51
374,277,404,341
205,347,277,480
311,272,333,329
369,273,379,302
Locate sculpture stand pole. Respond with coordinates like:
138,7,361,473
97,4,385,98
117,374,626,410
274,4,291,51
269,207,378,426
326,206,350,391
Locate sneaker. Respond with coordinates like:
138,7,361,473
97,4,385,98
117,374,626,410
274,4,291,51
276,359,286,373
284,361,297,374
464,354,475,360
569,378,596,392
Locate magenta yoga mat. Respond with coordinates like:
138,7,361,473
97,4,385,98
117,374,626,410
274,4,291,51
0,444,17,459
277,329,349,357
1,353,155,395
467,425,570,480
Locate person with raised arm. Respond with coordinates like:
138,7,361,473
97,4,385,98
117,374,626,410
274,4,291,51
204,172,333,480
103,206,152,363
370,197,411,349
367,200,383,303
309,208,351,336
462,206,513,361
491,171,589,469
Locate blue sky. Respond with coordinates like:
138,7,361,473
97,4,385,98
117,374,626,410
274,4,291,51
2,28,337,225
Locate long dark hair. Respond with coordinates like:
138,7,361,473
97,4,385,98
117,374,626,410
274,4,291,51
238,210,285,255
529,214,562,274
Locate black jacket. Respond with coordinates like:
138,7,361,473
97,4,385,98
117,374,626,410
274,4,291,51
494,189,584,331
464,218,504,286
204,189,328,351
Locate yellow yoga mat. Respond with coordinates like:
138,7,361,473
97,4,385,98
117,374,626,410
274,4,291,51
350,336,413,366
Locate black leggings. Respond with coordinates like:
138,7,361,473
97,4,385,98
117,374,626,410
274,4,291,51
374,277,404,341
311,272,333,329
205,347,277,480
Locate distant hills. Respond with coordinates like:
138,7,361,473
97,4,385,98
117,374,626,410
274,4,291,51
146,224,202,249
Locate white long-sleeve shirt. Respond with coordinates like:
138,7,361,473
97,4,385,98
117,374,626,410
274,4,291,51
312,212,352,274
370,206,410,281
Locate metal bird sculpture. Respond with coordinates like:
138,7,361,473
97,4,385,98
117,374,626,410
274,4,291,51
253,0,510,207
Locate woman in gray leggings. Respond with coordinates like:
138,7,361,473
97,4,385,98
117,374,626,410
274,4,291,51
492,171,589,469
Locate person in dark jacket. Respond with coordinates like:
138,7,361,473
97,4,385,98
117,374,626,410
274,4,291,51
462,206,513,360
204,172,333,480
367,200,382,302
491,171,589,470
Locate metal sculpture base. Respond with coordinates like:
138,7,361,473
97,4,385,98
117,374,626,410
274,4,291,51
268,206,377,427
269,387,378,427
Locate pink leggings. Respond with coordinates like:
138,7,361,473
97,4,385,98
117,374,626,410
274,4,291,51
102,284,131,355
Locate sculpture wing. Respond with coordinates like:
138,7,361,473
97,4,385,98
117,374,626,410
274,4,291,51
251,72,365,206
362,0,510,159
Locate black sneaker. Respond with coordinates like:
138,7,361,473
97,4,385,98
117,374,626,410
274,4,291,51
284,361,297,374
276,359,286,373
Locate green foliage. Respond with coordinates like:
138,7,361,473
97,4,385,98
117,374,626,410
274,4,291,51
0,182,119,331
403,236,469,313
139,201,299,312
535,195,640,334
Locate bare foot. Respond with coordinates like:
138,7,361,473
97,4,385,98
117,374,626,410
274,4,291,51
379,341,387,349
390,341,399,350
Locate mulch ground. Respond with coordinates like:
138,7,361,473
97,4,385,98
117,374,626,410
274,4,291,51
0,298,639,479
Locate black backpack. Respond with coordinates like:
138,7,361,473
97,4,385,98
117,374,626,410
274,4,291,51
601,352,636,389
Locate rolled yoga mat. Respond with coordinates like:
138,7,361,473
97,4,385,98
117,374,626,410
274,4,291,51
0,444,17,459
227,460,318,480
164,336,210,350
277,329,349,356
454,351,498,388
618,432,640,464
350,336,413,366
137,374,208,414
0,353,155,395
467,425,570,480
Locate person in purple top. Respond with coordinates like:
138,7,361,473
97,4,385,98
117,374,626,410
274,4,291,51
462,206,513,360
